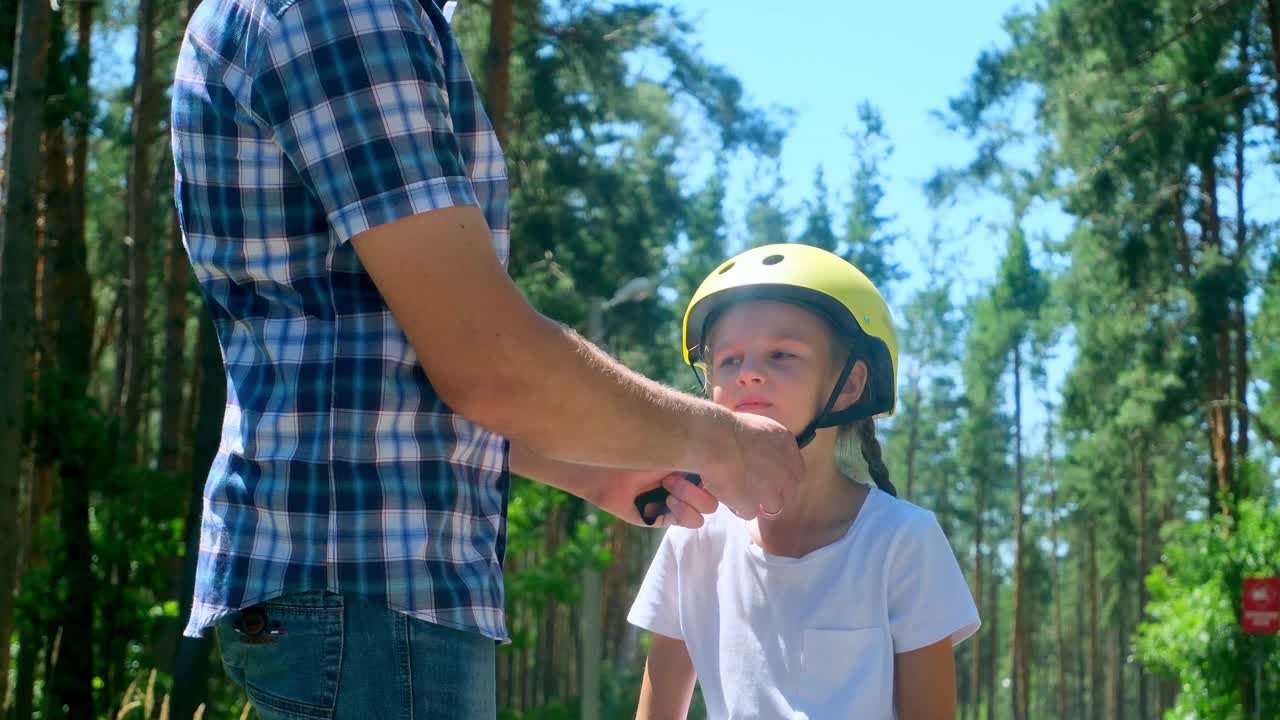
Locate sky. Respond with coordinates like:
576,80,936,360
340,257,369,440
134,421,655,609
671,0,1033,294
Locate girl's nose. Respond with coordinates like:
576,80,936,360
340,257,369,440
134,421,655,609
735,357,765,386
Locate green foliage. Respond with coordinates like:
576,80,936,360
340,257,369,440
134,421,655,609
1137,498,1280,719
796,168,838,254
742,163,791,250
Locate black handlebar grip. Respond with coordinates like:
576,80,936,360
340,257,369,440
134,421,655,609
635,473,702,526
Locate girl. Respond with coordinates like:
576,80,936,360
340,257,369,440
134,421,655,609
628,244,979,720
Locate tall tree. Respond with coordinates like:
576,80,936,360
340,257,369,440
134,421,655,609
990,210,1048,720
122,0,161,449
796,167,838,253
890,230,963,505
170,310,224,720
31,4,96,716
743,165,791,249
158,0,199,472
483,0,514,146
0,0,53,706
1043,408,1068,720
842,101,903,294
959,290,1012,720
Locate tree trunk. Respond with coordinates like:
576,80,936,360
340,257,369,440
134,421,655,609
1235,300,1248,467
904,376,921,500
484,0,514,146
45,452,95,719
1114,616,1127,720
1136,443,1149,720
1047,415,1067,720
0,0,53,707
957,643,972,720
985,557,998,720
971,474,985,719
170,310,223,720
111,273,129,420
40,51,96,719
123,0,160,450
40,125,80,379
1267,0,1280,135
101,548,133,717
23,3,95,709
72,0,93,240
1009,344,1027,720
1076,535,1088,720
14,460,54,720
1200,158,1234,514
603,525,629,664
13,623,41,720
1232,43,1249,473
1173,183,1193,280
1106,624,1119,720
158,209,190,471
35,79,75,433
1089,517,1101,720
32,97,72,584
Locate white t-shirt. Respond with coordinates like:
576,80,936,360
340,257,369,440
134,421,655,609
627,487,980,720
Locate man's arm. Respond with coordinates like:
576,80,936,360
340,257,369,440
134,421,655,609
353,206,722,470
509,442,719,527
352,205,799,517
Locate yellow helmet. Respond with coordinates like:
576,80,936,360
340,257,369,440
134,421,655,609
683,243,898,420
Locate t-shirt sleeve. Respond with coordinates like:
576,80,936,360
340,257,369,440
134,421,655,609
251,0,479,243
886,511,981,653
627,528,685,640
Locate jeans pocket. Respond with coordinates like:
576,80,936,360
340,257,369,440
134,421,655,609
223,592,344,720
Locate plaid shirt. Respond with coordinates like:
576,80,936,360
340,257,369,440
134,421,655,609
173,0,511,640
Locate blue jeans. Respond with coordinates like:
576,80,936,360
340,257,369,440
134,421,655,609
215,591,496,719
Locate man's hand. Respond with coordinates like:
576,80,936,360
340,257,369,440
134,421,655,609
597,471,719,528
686,410,804,522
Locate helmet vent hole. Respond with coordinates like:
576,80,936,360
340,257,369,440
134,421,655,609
762,254,784,265
717,261,736,274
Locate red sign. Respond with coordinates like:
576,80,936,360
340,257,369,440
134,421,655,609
1242,577,1280,634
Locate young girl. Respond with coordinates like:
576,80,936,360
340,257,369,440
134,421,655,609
628,244,979,720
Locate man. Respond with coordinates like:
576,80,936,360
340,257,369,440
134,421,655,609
172,0,803,716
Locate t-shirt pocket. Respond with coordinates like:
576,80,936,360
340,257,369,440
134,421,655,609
797,626,892,718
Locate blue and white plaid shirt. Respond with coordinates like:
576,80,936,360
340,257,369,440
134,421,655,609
173,0,512,640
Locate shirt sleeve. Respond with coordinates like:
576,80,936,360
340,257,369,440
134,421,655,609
886,511,981,653
251,0,479,242
627,528,685,640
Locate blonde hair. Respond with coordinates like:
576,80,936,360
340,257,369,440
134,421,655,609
836,420,896,496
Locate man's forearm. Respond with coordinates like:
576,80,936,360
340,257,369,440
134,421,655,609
474,313,731,473
349,205,731,476
508,439,597,502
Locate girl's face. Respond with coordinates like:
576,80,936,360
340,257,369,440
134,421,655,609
704,300,848,436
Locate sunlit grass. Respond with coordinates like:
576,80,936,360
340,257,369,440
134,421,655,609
112,669,252,720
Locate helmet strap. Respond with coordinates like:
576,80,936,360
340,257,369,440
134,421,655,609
795,339,881,448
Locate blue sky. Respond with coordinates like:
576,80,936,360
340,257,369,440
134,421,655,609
672,0,1031,296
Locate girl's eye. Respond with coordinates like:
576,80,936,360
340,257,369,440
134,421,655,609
717,356,740,368
771,351,795,360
